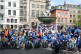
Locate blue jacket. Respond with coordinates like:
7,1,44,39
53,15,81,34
12,35,17,41
22,35,26,42
66,27,71,33
9,29,13,36
75,28,80,34
66,34,71,40
58,35,63,41
48,38,52,42
76,38,81,46
53,40,60,46
47,33,52,38
41,36,47,41
18,37,23,43
32,32,36,38
59,32,63,36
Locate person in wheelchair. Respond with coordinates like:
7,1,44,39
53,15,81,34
68,36,76,51
52,36,60,54
16,31,25,49
11,33,17,48
33,37,41,48
76,35,81,52
41,33,48,48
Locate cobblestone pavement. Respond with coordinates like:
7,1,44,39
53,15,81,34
0,48,81,54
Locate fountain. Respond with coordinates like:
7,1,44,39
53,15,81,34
38,10,56,24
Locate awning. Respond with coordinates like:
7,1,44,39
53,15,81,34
0,22,23,25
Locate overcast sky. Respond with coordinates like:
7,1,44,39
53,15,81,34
51,0,81,6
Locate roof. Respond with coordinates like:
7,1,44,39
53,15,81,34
50,9,69,12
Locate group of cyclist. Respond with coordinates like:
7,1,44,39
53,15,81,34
0,24,81,53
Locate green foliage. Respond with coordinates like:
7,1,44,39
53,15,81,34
74,16,81,28
74,20,78,26
78,20,81,28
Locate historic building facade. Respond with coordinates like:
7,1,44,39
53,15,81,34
50,9,69,25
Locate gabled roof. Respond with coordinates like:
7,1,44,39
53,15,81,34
50,9,69,12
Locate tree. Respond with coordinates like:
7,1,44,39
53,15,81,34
74,20,78,26
74,15,81,28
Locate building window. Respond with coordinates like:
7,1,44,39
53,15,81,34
20,11,23,16
8,10,11,15
58,12,60,16
23,11,27,16
36,10,39,17
41,11,44,17
73,11,75,13
70,15,72,18
24,6,26,9
63,18,64,23
0,14,3,20
58,18,60,22
20,17,23,21
15,19,17,23
32,4,35,8
62,7,64,9
73,15,75,18
31,10,35,17
62,12,64,16
7,19,10,23
23,18,26,21
8,2,11,7
13,10,16,15
14,25,17,28
13,2,16,7
60,7,63,9
70,20,72,23
61,18,63,22
11,19,14,23
66,7,67,9
36,4,39,8
65,18,67,23
0,5,4,9
20,6,23,8
70,10,72,13
24,2,26,4
41,5,44,9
